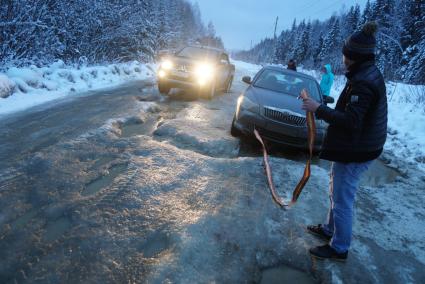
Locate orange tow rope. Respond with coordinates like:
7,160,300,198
254,89,316,208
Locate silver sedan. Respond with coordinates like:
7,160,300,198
231,66,334,151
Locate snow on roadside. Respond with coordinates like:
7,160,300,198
0,74,15,99
0,60,155,116
232,60,425,173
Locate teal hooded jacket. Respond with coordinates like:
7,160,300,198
320,64,334,97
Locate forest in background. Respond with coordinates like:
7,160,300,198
234,0,425,84
0,0,223,67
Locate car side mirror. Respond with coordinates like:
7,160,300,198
323,95,334,104
242,76,252,84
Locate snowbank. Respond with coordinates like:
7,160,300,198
233,60,425,173
0,61,155,116
0,74,15,98
320,72,425,173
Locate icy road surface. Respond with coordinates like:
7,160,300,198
0,62,424,283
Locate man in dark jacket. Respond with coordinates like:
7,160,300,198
301,22,387,261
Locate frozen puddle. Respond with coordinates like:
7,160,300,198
360,159,399,186
316,159,399,186
120,117,159,138
43,216,72,242
11,208,39,230
238,138,400,187
260,265,317,284
82,164,128,196
140,231,172,258
121,120,145,138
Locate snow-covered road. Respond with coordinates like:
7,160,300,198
0,61,424,283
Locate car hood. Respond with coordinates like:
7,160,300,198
171,56,217,71
248,86,304,116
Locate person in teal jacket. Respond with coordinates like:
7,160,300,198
320,64,334,98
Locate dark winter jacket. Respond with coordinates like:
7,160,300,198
316,60,387,163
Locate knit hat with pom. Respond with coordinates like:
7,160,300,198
343,22,378,61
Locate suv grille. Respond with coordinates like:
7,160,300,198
264,106,306,126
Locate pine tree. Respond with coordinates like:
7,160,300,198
297,22,311,63
400,0,425,83
0,0,210,66
362,0,374,24
313,33,324,64
234,0,424,83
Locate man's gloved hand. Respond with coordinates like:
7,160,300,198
299,89,320,112
302,96,320,112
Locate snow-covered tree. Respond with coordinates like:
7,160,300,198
234,0,424,84
0,0,213,66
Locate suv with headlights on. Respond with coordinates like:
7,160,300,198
157,46,235,99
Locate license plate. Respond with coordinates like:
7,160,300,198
172,70,189,78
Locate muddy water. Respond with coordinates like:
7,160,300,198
238,138,399,187
82,163,128,196
261,265,318,284
360,159,399,186
120,117,160,138
43,216,73,242
10,208,39,230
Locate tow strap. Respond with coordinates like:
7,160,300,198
254,89,316,208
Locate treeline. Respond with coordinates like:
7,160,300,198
234,0,425,84
0,0,222,66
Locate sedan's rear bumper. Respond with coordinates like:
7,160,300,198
234,109,325,150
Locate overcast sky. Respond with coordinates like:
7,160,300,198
191,0,369,50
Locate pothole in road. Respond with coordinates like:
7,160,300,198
260,265,318,284
134,93,160,102
10,208,39,230
82,164,128,196
91,155,116,169
120,117,159,138
43,216,72,242
237,138,400,187
139,231,172,258
360,159,399,186
118,100,188,138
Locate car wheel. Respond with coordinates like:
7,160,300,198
230,115,242,137
158,81,170,95
225,76,234,93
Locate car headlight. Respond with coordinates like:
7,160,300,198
195,63,215,85
158,70,166,78
237,95,259,115
160,60,173,70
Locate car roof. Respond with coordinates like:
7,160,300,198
261,65,317,81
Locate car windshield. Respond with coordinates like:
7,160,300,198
254,69,320,100
176,47,220,60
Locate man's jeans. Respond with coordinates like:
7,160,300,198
322,161,372,253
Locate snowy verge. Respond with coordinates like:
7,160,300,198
232,60,425,173
0,60,155,116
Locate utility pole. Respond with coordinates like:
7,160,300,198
273,16,279,63
273,16,279,40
